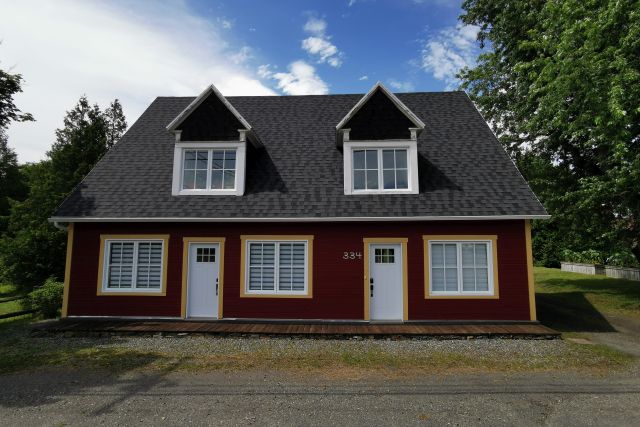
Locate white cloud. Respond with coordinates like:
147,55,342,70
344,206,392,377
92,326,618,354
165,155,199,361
358,75,369,81
220,19,233,30
348,0,357,6
0,0,275,163
421,24,480,89
388,79,415,92
229,46,252,65
303,17,327,36
301,17,343,68
269,61,328,95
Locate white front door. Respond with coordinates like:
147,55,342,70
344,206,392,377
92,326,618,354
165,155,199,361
187,243,220,318
369,244,403,321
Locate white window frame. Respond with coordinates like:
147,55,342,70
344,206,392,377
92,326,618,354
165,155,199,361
343,140,419,195
101,238,166,294
427,239,495,296
172,141,246,196
243,239,310,296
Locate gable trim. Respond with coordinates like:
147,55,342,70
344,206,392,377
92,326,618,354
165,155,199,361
166,84,253,132
335,82,426,132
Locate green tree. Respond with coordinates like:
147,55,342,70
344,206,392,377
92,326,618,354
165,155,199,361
0,96,127,289
0,66,33,128
0,131,27,229
459,0,640,264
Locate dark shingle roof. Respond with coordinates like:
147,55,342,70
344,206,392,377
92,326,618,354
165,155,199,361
52,91,548,220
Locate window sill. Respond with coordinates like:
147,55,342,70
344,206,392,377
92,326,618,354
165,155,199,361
425,292,498,300
349,189,417,195
98,289,166,296
241,292,312,299
176,189,241,196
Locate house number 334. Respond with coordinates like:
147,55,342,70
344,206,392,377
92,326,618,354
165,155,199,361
343,251,362,260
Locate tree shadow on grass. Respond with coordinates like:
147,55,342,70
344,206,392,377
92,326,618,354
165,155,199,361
537,292,616,332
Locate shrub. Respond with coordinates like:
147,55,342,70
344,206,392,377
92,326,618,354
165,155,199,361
607,251,640,268
561,249,604,265
24,277,64,318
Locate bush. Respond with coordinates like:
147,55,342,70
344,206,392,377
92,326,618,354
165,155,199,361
607,251,640,268
561,249,605,265
24,277,64,318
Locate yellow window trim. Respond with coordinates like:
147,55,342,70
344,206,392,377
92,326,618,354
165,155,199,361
96,234,170,296
61,223,74,318
422,235,499,299
362,237,409,321
239,235,314,298
181,237,226,319
525,220,537,320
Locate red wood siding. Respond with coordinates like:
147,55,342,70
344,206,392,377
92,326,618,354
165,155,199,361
67,220,532,321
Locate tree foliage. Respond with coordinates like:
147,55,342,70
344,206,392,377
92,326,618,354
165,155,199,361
0,96,126,290
459,0,640,265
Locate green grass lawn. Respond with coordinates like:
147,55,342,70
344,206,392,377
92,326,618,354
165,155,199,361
535,267,640,332
0,283,27,316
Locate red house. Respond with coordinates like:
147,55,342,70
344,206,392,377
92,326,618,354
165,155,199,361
51,83,548,323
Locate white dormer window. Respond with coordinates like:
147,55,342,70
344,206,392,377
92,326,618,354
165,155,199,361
182,148,237,190
344,140,419,195
172,141,246,196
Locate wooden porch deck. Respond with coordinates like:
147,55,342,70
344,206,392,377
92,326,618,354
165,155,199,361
34,319,560,338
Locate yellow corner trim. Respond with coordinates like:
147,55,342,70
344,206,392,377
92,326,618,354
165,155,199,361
525,220,537,320
362,238,409,321
423,235,500,300
181,237,226,319
61,223,74,318
239,235,314,298
96,234,170,296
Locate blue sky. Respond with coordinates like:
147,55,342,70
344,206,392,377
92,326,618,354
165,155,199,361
0,0,480,162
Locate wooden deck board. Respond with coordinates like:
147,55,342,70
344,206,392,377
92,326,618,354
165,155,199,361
34,319,560,337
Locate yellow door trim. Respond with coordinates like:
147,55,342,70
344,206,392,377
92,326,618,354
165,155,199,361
362,238,409,321
182,237,226,319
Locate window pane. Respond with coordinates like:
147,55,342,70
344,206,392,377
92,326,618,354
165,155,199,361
183,150,196,169
353,150,365,169
445,268,458,291
365,150,378,169
475,244,488,266
461,244,475,267
223,170,235,189
248,243,275,291
382,150,395,169
107,242,134,289
195,170,207,189
396,170,408,189
211,170,223,189
383,170,395,189
431,244,444,267
224,155,236,170
354,170,365,190
476,268,489,291
462,267,475,291
432,268,445,291
212,151,224,169
278,243,306,292
196,151,208,169
182,170,195,190
395,150,407,169
444,244,457,267
136,242,162,289
366,170,379,189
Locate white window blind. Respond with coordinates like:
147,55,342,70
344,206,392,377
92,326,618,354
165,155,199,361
105,240,164,291
246,241,308,294
429,241,492,295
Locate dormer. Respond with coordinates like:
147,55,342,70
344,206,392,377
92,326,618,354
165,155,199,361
337,82,425,195
168,84,260,196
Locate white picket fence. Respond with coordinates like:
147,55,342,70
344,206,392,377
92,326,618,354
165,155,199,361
561,262,639,281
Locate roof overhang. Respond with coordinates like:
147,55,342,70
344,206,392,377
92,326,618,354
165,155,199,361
50,215,550,224
165,84,262,147
335,82,426,146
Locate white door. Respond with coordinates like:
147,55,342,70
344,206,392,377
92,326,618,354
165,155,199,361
187,243,220,318
369,244,403,321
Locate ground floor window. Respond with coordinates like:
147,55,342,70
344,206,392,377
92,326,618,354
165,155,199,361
99,237,168,294
242,237,312,296
425,238,497,296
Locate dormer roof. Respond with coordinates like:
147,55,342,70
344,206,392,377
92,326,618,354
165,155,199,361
335,82,425,146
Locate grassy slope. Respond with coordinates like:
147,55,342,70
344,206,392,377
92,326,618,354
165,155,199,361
0,284,27,315
535,267,640,332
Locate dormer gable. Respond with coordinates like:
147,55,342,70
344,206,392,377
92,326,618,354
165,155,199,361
336,82,424,146
168,84,258,197
167,84,261,146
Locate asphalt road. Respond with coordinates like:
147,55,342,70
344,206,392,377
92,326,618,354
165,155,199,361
1,368,639,426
